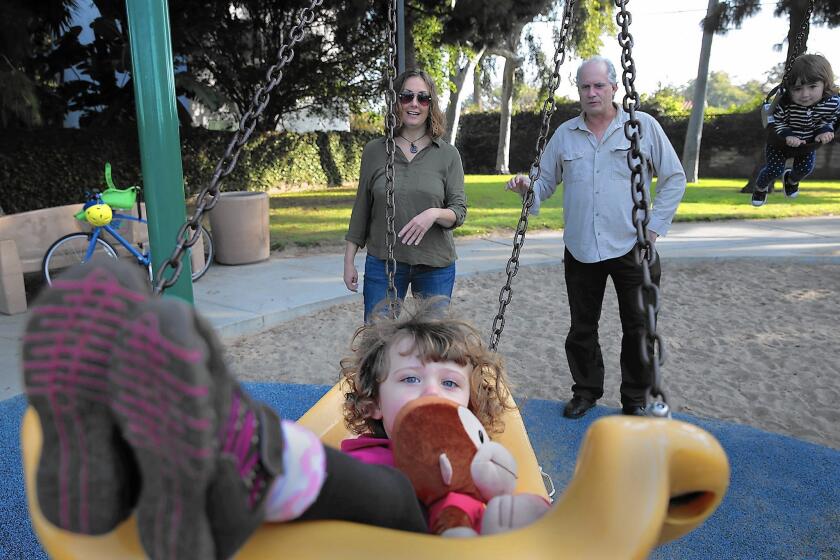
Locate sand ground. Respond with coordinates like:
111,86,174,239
224,258,840,450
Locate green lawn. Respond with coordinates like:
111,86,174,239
265,175,840,250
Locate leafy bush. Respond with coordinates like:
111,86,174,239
455,105,766,173
0,126,374,214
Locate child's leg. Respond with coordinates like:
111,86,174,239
755,144,788,191
108,271,425,558
295,446,428,532
108,296,286,560
22,257,148,534
788,150,817,184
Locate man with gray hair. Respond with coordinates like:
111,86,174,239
506,56,686,419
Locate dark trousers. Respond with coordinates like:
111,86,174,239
563,247,661,407
756,144,816,190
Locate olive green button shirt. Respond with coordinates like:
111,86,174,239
346,137,466,268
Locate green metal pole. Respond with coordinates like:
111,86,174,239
125,0,194,303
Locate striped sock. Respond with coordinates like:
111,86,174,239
263,420,326,522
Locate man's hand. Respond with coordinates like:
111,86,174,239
641,230,658,262
785,136,804,147
505,174,531,195
816,131,835,144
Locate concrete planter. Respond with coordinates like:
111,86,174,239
208,192,270,265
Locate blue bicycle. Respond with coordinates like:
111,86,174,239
42,163,213,286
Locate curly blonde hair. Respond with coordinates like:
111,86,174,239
391,69,448,139
340,297,513,437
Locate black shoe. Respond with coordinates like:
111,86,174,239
563,396,596,419
782,169,799,198
751,188,768,207
621,405,647,416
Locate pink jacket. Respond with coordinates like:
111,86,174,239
340,435,485,533
340,435,395,467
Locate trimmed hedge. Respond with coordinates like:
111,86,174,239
0,106,802,214
454,103,766,173
0,126,374,214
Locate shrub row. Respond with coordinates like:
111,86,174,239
454,104,765,173
0,107,771,214
0,126,374,214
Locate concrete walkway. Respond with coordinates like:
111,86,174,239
2,216,839,399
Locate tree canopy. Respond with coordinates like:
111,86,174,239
2,0,393,130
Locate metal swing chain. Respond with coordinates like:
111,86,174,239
764,0,814,105
383,0,399,319
488,0,576,353
152,0,324,295
615,0,668,415
782,0,814,83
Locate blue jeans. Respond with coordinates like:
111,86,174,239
362,254,456,322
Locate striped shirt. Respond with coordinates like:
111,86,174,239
772,94,840,140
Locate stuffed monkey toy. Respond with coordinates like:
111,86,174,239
391,396,549,536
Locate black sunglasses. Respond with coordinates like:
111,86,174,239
398,91,432,107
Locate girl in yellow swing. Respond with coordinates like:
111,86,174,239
23,259,546,560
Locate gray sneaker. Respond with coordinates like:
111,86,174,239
22,258,149,534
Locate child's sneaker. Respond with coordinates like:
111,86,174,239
783,169,799,198
22,257,149,534
108,297,284,560
751,187,768,207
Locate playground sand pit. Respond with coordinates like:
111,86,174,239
225,258,840,451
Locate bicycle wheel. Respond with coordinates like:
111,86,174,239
42,233,119,286
190,225,214,282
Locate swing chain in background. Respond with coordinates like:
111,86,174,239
783,0,814,80
615,0,669,416
152,0,324,295
383,0,399,319
488,0,576,353
764,0,814,105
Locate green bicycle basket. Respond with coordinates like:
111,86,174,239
100,187,138,209
100,162,140,209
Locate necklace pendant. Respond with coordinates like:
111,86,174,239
410,142,418,154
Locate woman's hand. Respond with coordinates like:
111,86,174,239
816,131,835,144
343,241,360,292
344,261,359,292
399,208,439,246
785,136,804,147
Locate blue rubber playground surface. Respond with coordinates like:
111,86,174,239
2,382,839,559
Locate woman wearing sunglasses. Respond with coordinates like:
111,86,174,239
344,69,467,322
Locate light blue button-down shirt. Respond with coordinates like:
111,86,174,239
529,106,686,263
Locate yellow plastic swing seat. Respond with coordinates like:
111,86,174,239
22,384,729,560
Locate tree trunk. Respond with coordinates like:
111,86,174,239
472,59,484,110
681,0,718,183
445,46,486,145
495,56,515,174
404,6,417,71
493,28,523,174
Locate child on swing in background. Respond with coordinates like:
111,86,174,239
752,53,840,207
23,259,532,560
